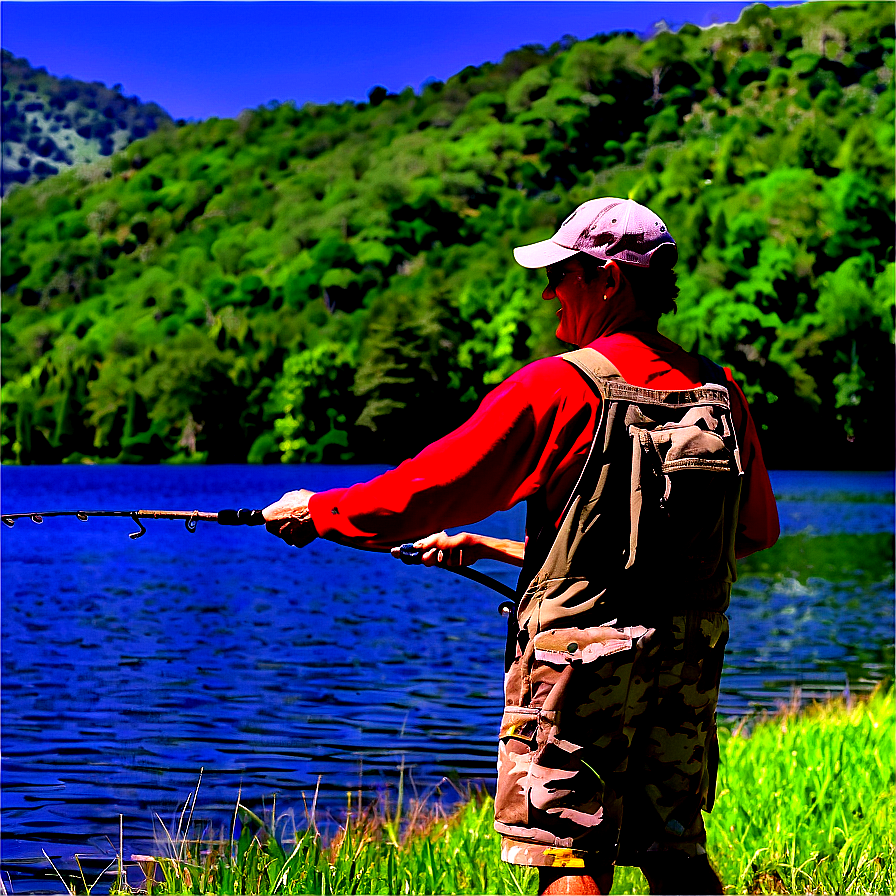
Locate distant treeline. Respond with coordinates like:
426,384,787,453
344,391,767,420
1,49,174,195
1,2,893,468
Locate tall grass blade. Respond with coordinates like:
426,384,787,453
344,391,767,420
42,850,73,896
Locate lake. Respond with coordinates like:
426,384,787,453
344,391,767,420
1,465,893,893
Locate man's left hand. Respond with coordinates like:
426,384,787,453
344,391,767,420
263,489,319,548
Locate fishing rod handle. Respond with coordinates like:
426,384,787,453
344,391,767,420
217,509,267,527
397,542,518,604
397,543,424,564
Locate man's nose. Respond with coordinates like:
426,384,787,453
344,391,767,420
542,284,555,300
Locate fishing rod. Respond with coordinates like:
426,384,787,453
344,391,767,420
397,542,517,604
1,508,517,604
1,508,265,539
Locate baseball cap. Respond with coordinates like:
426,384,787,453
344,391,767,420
513,197,676,269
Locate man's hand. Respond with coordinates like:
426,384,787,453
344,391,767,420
263,489,319,548
390,531,525,568
390,531,476,567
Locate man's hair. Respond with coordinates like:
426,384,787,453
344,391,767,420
577,247,679,319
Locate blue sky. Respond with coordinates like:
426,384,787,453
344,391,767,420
2,1,804,120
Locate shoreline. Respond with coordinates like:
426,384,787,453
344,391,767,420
80,684,892,895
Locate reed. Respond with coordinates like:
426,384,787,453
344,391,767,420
104,685,892,895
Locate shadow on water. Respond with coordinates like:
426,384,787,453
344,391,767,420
0,466,892,893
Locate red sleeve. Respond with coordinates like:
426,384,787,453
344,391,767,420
308,359,597,548
725,370,780,558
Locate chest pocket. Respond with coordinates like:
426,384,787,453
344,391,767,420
625,394,742,580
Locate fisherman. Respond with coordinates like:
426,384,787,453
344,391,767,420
263,197,779,895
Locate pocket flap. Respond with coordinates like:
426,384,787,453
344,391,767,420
499,706,539,742
533,625,648,665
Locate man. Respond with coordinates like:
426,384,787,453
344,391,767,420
263,198,779,895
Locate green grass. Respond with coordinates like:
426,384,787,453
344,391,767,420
708,686,894,895
97,686,892,895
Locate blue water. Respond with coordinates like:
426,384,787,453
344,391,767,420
1,466,893,893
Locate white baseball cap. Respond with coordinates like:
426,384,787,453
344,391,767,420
513,197,677,269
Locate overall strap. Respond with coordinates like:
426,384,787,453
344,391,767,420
567,347,736,410
560,347,624,396
552,347,625,521
567,347,732,391
517,348,620,596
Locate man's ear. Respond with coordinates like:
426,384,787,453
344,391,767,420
603,261,623,297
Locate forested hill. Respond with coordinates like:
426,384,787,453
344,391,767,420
1,2,893,469
0,50,174,195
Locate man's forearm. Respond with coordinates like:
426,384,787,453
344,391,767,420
471,535,525,567
399,531,525,568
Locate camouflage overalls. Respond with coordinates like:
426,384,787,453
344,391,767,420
495,348,743,869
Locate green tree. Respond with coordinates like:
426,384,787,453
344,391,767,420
261,340,359,463
1,0,893,468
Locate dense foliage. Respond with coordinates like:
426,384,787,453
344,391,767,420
0,50,174,195
1,2,893,468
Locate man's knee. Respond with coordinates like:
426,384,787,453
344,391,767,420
538,865,614,895
638,853,723,895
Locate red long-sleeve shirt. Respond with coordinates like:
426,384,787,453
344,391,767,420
308,331,779,558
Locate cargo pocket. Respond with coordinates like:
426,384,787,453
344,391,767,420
495,701,591,844
494,706,539,831
531,626,649,833
495,624,651,846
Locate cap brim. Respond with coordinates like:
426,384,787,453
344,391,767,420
513,240,579,269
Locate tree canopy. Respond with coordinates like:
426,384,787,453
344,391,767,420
1,50,174,195
1,1,893,469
